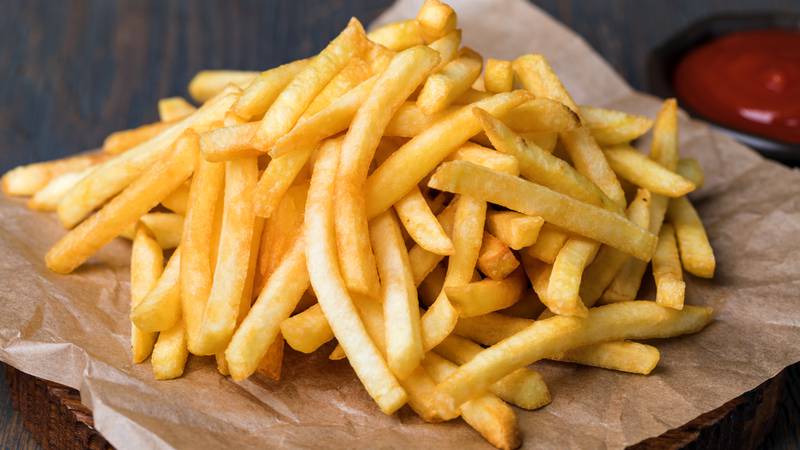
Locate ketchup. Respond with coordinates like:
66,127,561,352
673,29,800,144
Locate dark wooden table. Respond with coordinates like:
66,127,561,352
1,1,798,448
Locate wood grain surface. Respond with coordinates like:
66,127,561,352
1,1,798,449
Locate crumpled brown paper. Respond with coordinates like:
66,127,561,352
1,0,799,448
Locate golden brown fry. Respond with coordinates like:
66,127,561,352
439,302,714,406
46,132,198,274
254,144,315,218
27,167,92,212
366,90,530,218
254,335,285,382
435,335,550,410
394,186,454,255
304,57,374,117
417,48,482,115
484,59,513,93
546,236,596,317
199,122,260,162
258,183,308,286
58,88,239,229
477,232,520,280
423,353,520,450
2,152,102,196
131,247,181,332
416,0,457,42
139,213,184,249
151,322,189,380
225,237,308,381
677,158,705,188
188,70,257,103
428,161,657,261
447,268,526,317
336,45,440,297
650,98,679,170
501,98,580,133
422,195,485,350
604,145,695,197
653,223,685,309
231,59,311,120
370,211,424,380
409,201,457,284
428,29,462,70
304,139,406,414
525,223,569,264
486,210,544,250
280,303,333,353
554,340,660,375
513,54,577,113
252,19,368,150
560,127,626,208
579,105,653,146
446,143,519,176
130,225,163,363
194,156,258,355
158,97,196,122
668,196,715,278
368,20,425,51
103,122,173,155
384,102,457,138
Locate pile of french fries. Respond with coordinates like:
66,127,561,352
1,1,718,448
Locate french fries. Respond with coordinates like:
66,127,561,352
7,3,722,448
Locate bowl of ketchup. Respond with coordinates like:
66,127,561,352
648,13,800,164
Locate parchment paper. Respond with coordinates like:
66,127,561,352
2,0,800,448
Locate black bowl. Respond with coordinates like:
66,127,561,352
647,12,800,165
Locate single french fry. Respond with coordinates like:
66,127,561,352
554,340,661,375
158,97,197,122
151,321,189,380
139,213,184,249
419,264,446,306
230,59,310,120
130,225,163,363
422,195,485,351
546,236,596,317
579,188,651,307
513,54,578,113
131,247,182,332
2,152,102,196
161,181,190,215
258,183,308,286
58,88,239,229
477,232,520,280
194,157,258,355
27,167,92,211
476,108,617,211
653,223,685,309
560,127,626,208
225,236,308,381
254,144,315,218
447,268,526,317
335,45,440,297
428,29,461,70
366,90,530,218
677,158,704,188
668,196,715,278
103,122,173,155
304,57,374,118
427,161,657,261
579,105,653,146
394,186,454,255
484,59,513,93
435,335,550,410
522,253,586,317
304,139,406,414
252,19,368,150
188,70,257,102
423,353,520,450
525,223,569,264
438,302,714,406
370,211,424,380
417,47,482,115
486,210,544,250
501,98,580,133
384,102,458,138
368,19,425,51
604,145,695,197
46,132,199,274
181,158,225,353
650,99,679,170
280,303,333,353
416,0,457,42
409,201,457,284
446,143,519,176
